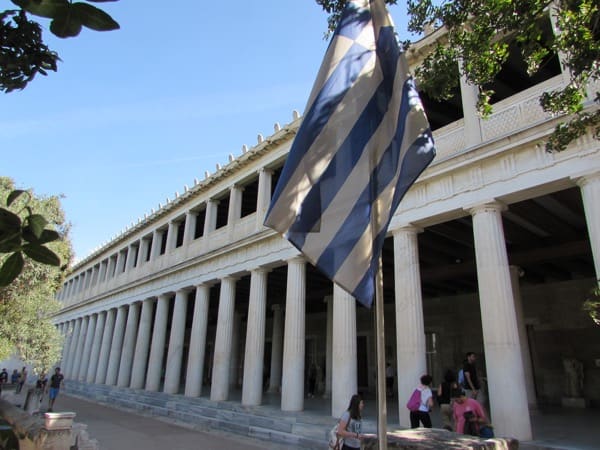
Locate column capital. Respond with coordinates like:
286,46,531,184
465,200,507,216
391,224,423,236
572,171,600,187
286,255,306,265
258,167,273,175
271,303,282,312
252,266,271,275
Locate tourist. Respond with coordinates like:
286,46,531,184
15,367,27,393
409,374,434,428
47,367,64,412
451,388,493,437
462,352,483,402
336,394,364,450
437,369,458,431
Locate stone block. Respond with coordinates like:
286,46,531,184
362,428,519,450
44,412,76,431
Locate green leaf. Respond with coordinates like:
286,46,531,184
11,0,70,19
38,229,60,244
22,244,61,266
6,190,26,207
0,252,24,287
0,208,22,232
27,214,48,239
0,235,22,253
23,227,60,244
50,13,83,38
72,2,119,31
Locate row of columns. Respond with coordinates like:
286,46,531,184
58,168,275,303
57,174,600,442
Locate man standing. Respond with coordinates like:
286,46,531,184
462,352,482,402
47,367,64,412
385,362,395,397
0,368,8,395
16,366,27,394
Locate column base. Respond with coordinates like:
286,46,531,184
561,397,589,408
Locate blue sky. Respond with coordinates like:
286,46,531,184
3,1,412,262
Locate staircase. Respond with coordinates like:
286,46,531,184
64,381,350,449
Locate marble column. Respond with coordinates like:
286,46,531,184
61,320,75,376
138,238,150,267
210,276,236,401
115,250,126,275
281,256,306,412
105,305,128,386
86,311,106,383
149,229,163,261
78,314,96,380
267,304,283,394
165,220,178,253
510,266,537,409
227,185,243,225
393,226,427,428
331,284,358,416
324,295,333,399
95,308,116,384
70,317,87,379
125,243,138,271
183,210,198,245
164,289,190,394
256,168,272,229
106,255,117,279
130,298,155,389
98,260,108,284
146,294,171,392
203,199,218,236
117,302,141,387
575,173,600,277
458,59,483,146
242,268,269,406
229,312,242,389
185,285,210,397
469,201,532,440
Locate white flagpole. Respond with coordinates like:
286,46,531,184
375,256,388,449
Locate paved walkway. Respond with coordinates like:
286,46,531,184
57,394,302,450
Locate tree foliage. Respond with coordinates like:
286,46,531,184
583,280,600,326
1,0,119,92
0,177,72,372
317,0,599,152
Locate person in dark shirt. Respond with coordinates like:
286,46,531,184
0,368,8,394
462,352,483,402
47,367,64,412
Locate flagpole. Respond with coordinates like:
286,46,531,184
374,256,388,450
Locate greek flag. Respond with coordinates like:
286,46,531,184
264,0,435,307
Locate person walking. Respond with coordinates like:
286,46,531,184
409,374,434,429
47,367,64,412
15,366,27,394
336,394,365,450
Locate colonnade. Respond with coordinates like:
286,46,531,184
56,173,600,441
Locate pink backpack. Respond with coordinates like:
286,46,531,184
406,388,421,411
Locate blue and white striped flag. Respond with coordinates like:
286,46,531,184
264,0,435,307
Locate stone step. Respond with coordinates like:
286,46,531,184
64,381,329,449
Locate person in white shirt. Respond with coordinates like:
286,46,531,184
410,374,434,428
